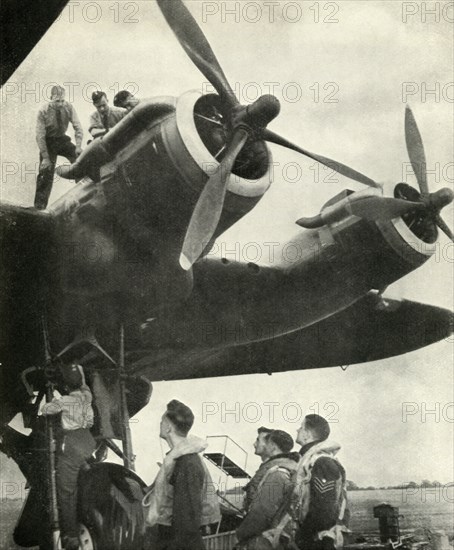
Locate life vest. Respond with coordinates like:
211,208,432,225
261,440,349,550
244,456,298,513
239,458,298,550
154,436,221,527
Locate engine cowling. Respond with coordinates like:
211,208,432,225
55,92,273,256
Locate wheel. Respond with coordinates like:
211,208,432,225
79,524,94,550
78,462,146,550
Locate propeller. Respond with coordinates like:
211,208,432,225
179,95,282,269
262,129,379,189
156,0,237,109
405,105,429,195
157,0,453,267
157,0,281,268
298,107,453,238
180,128,249,270
402,106,453,241
434,215,454,242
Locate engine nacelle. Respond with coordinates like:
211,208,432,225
140,182,442,350
55,92,273,255
317,183,437,290
49,92,275,318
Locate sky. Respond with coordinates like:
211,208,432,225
0,0,453,491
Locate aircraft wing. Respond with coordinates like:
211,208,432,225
127,294,452,380
0,0,69,86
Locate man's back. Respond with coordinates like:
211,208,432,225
170,453,205,550
299,455,345,545
294,440,347,550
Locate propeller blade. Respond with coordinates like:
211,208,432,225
262,128,379,188
157,0,238,108
435,214,454,242
180,128,249,270
347,196,423,221
405,106,429,195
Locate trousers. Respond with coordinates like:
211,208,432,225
56,428,96,539
34,135,77,209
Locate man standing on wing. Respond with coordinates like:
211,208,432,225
34,85,83,209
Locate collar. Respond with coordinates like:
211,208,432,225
299,440,321,457
264,451,300,464
300,439,341,459
50,102,67,110
167,435,208,459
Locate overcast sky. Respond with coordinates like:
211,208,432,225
1,0,453,488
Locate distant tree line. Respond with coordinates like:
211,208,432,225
346,480,443,491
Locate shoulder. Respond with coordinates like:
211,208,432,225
266,468,293,486
65,102,76,114
172,454,204,486
37,103,49,116
56,394,76,406
111,107,127,118
312,456,343,480
266,462,295,482
268,456,298,471
69,387,92,402
80,385,93,402
176,453,204,474
176,453,202,466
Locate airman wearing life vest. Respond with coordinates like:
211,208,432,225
254,415,349,550
293,414,349,550
236,429,299,548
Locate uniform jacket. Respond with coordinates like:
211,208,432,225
36,101,83,158
41,383,94,431
152,435,220,550
294,440,347,548
88,106,126,137
236,454,299,544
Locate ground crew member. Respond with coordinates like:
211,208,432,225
34,85,83,209
113,89,140,112
89,91,126,138
42,363,96,550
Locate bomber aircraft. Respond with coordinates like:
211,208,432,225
0,0,453,549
